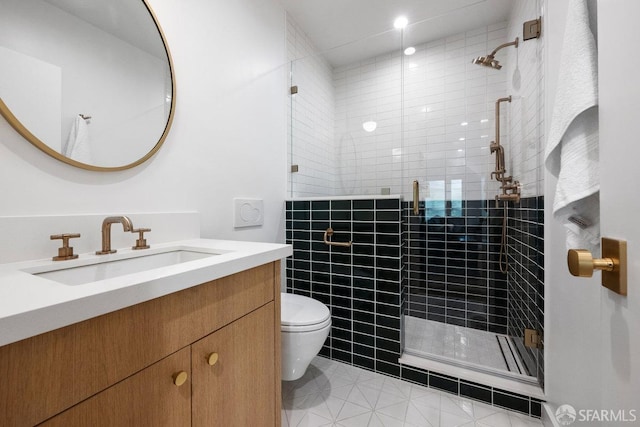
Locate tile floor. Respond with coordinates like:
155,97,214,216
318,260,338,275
404,316,510,373
282,357,543,427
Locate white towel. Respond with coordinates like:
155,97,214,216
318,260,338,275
62,115,92,164
545,0,599,253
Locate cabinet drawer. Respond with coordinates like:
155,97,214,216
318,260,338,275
0,262,277,426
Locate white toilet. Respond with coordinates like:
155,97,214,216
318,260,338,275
281,292,331,381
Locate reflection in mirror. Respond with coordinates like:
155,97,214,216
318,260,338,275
0,0,175,171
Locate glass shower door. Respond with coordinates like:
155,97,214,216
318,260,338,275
400,9,544,385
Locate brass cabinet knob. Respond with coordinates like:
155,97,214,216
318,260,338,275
567,249,614,277
173,371,188,386
207,352,219,366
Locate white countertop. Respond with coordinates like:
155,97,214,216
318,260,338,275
0,239,291,347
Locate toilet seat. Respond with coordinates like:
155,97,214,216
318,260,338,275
281,293,331,333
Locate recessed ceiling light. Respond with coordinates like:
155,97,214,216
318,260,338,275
393,16,408,29
460,122,468,126
363,121,377,132
480,119,489,123
404,47,416,56
459,137,465,141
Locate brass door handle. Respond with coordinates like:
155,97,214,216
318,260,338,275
173,371,188,386
567,238,627,296
567,250,614,277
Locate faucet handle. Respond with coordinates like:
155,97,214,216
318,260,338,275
50,233,81,261
132,228,151,250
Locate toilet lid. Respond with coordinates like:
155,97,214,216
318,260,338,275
281,293,330,327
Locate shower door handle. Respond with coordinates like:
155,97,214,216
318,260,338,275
413,180,419,215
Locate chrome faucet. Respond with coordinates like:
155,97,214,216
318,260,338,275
96,216,133,255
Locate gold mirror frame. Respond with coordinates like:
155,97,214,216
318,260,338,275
0,0,176,172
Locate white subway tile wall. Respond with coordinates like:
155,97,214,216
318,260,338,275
505,0,545,199
401,23,510,203
287,15,336,197
287,6,544,201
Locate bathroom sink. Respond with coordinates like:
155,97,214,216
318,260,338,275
32,249,219,286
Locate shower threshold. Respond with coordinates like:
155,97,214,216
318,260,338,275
399,352,545,400
402,316,541,392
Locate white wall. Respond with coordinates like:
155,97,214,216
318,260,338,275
543,0,603,417
0,0,288,263
0,47,62,152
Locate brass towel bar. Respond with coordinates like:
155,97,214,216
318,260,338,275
323,228,352,248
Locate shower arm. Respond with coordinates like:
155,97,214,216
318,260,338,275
488,38,519,58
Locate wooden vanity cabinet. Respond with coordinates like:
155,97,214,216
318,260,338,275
0,261,281,427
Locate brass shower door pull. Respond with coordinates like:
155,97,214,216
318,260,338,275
323,228,352,248
567,237,627,296
413,180,419,215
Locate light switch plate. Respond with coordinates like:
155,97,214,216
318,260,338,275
233,198,264,228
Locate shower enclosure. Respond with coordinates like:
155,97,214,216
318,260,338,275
286,0,545,394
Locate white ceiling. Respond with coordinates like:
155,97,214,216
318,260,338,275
280,0,513,66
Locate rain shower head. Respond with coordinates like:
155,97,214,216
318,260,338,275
472,55,502,70
472,37,519,70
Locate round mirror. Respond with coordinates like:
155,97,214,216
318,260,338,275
0,0,175,171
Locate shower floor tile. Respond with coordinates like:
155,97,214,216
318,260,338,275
404,316,512,373
282,356,542,427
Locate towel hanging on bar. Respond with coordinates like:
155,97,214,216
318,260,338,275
545,0,599,253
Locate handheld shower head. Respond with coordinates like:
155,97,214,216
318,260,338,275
471,37,518,70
